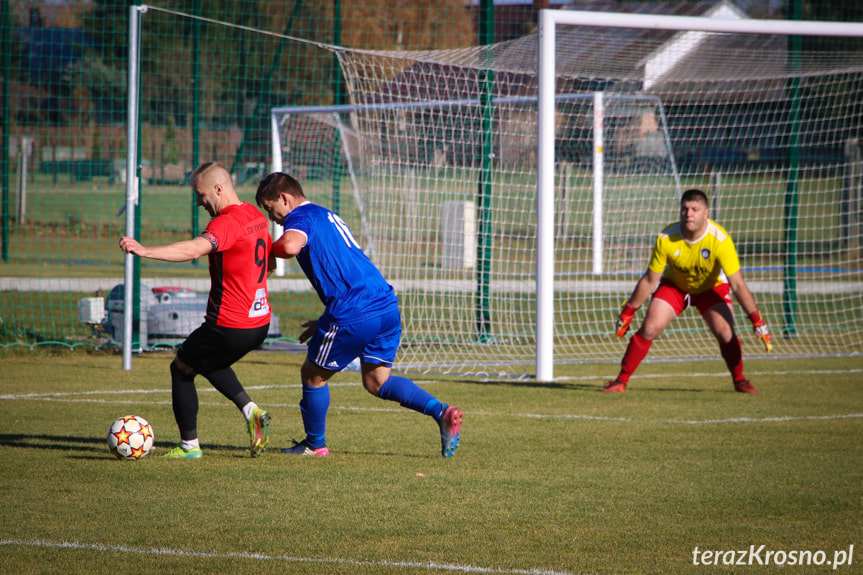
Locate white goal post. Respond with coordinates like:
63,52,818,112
535,10,863,381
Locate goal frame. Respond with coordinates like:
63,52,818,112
535,9,863,381
120,6,863,374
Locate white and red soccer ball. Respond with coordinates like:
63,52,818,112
107,415,154,460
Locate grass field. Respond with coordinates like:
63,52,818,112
1,349,861,574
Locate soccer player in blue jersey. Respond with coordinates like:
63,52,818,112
255,172,463,458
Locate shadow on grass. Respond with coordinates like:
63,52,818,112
453,378,597,391
0,434,251,458
452,378,708,393
325,449,429,459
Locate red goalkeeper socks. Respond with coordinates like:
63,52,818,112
720,335,745,382
617,332,652,384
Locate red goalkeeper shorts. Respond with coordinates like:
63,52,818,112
653,278,732,317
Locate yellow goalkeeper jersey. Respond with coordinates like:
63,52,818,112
647,219,741,294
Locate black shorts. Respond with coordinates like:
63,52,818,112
176,322,269,375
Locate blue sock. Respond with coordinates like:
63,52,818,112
378,376,444,421
300,383,329,448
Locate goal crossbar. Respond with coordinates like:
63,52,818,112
271,92,634,117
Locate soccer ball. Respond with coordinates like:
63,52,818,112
107,415,154,460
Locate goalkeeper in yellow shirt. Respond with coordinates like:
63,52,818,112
605,188,772,394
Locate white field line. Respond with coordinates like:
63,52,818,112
0,538,575,575
4,276,862,295
3,368,858,400
2,370,862,425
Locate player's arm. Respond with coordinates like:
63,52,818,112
616,269,662,337
119,236,213,262
267,252,277,275
727,270,772,352
298,319,318,344
272,230,306,259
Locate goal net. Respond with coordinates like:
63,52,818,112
272,91,682,375
275,10,863,377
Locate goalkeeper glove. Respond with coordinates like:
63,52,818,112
748,310,772,352
616,303,638,338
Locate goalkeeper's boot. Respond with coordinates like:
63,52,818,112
163,444,203,459
603,379,627,393
281,439,329,456
248,407,270,458
439,405,463,458
733,379,758,394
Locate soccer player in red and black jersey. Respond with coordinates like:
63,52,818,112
119,161,273,458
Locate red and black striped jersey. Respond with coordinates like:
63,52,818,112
201,202,271,329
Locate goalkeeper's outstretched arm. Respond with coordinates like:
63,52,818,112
615,269,662,337
727,270,772,352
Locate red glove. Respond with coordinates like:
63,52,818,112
748,310,772,352
616,303,638,338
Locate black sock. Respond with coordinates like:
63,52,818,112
170,361,198,441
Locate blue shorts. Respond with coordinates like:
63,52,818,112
307,308,402,371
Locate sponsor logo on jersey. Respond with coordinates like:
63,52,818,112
673,249,681,257
327,361,340,368
672,263,710,276
246,221,268,234
248,288,270,318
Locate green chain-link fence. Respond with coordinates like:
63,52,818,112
1,1,861,361
0,0,488,352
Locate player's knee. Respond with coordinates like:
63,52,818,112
714,330,735,345
363,377,383,396
637,326,659,341
361,363,389,396
706,320,734,343
361,366,385,395
300,360,331,388
171,358,196,377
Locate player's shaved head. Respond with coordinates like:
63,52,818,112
190,161,240,216
191,161,231,189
